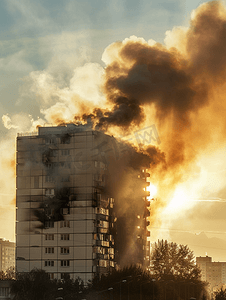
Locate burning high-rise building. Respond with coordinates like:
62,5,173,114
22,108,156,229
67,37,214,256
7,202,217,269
16,122,150,282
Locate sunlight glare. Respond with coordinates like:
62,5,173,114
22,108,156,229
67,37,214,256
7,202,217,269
147,182,157,199
163,187,191,215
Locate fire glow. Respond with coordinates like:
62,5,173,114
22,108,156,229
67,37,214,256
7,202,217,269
146,183,158,200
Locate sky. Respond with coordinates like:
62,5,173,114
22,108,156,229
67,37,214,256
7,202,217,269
0,0,201,127
1,0,226,262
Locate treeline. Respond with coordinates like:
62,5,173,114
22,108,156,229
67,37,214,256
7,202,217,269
2,240,216,299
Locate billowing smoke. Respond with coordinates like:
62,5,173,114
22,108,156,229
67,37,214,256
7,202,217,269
3,1,226,252
82,1,226,246
94,1,226,198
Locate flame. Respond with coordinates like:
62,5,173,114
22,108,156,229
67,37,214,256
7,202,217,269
146,182,158,200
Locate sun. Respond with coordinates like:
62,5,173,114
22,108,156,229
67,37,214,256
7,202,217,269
146,182,158,199
163,187,191,214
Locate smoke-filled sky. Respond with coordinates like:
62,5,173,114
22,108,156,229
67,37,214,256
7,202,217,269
2,0,226,262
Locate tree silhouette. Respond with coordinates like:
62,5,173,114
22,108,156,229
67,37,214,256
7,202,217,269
88,265,158,300
150,240,208,300
10,269,85,300
11,269,56,300
150,239,201,280
215,288,226,300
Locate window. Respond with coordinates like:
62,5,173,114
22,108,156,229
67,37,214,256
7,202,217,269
60,221,70,228
45,260,54,267
50,149,57,157
60,135,71,144
45,176,54,182
0,287,10,297
96,233,103,241
61,247,69,254
45,234,54,240
61,149,70,156
49,273,54,279
46,163,53,169
110,261,114,267
61,260,70,267
61,234,69,240
109,248,114,255
45,137,56,145
99,260,107,267
45,247,54,254
45,221,54,228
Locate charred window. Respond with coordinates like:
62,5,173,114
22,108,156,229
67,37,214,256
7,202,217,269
35,187,71,227
60,134,71,144
46,163,53,169
50,149,57,157
45,137,56,145
44,220,54,228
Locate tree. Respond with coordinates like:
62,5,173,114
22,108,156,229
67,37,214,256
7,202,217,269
10,269,85,300
150,240,208,300
0,266,16,280
215,288,226,300
11,269,56,300
56,274,85,300
87,265,159,300
150,239,201,280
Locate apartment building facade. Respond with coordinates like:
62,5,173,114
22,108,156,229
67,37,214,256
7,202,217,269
16,123,150,282
196,256,226,293
0,239,15,272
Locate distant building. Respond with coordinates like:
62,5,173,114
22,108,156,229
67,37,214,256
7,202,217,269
0,239,15,272
0,280,13,300
16,123,150,282
196,256,226,293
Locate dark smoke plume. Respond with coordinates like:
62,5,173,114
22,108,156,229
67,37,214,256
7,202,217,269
95,2,226,132
83,1,226,188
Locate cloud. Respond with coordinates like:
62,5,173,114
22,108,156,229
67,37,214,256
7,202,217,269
2,115,18,130
0,50,33,73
